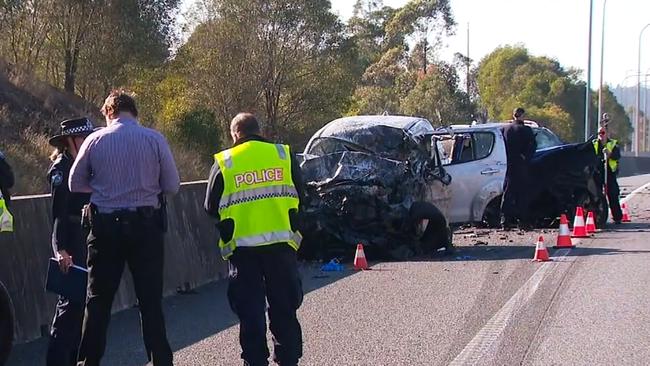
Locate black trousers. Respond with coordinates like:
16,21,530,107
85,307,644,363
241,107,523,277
606,172,623,222
228,244,303,366
47,297,84,366
501,165,531,224
47,224,88,366
77,211,172,366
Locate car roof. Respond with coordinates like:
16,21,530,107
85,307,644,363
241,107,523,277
313,115,435,139
445,120,543,132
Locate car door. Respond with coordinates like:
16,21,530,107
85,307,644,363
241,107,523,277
437,130,506,224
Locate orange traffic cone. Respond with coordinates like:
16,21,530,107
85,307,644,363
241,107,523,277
572,207,589,238
533,236,551,262
554,214,574,249
585,211,596,234
353,243,369,270
621,203,632,223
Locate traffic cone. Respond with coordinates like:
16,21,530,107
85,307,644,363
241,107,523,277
533,236,551,262
353,243,369,270
554,214,574,249
621,203,632,223
571,207,589,238
585,211,596,234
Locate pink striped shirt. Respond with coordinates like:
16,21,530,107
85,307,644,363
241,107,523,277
69,117,180,209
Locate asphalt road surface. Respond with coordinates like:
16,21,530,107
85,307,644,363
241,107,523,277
8,174,650,366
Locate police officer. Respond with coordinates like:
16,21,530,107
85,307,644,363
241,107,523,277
594,126,623,224
70,92,179,366
46,118,96,366
204,113,304,366
0,150,13,232
501,107,537,229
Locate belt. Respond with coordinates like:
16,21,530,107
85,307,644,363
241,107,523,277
96,206,156,214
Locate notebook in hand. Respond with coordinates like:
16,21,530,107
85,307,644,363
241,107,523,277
45,258,88,303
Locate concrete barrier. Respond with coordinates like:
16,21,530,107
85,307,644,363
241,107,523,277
0,182,227,343
619,157,650,177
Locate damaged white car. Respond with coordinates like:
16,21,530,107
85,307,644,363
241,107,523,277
434,122,607,228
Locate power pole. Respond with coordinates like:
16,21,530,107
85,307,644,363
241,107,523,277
585,0,594,142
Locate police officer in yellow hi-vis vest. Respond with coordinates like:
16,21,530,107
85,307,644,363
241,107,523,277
593,126,623,224
205,113,304,366
0,150,14,232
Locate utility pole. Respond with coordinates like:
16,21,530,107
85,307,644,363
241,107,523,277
636,23,650,156
597,0,607,129
585,0,594,142
467,22,470,95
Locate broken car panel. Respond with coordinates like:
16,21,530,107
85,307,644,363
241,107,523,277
299,116,452,260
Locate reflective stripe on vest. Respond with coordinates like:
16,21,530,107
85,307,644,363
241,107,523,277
593,139,618,172
214,141,300,259
0,198,14,233
219,184,298,211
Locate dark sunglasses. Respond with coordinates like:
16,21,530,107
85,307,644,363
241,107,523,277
599,131,606,135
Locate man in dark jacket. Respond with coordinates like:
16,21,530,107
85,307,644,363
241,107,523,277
0,151,14,232
501,107,537,229
0,151,13,205
204,113,304,366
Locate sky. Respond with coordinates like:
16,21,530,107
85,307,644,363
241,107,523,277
182,0,650,87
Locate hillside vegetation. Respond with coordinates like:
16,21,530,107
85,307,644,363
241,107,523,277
0,0,634,194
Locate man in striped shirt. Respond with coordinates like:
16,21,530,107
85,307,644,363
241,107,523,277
69,91,179,366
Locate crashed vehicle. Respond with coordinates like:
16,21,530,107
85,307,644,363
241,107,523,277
299,116,453,260
434,122,608,228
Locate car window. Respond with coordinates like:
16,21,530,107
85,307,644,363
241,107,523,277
473,132,495,160
534,128,562,150
437,139,455,165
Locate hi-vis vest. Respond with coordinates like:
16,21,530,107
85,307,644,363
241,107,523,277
593,139,618,172
214,141,301,259
0,192,13,232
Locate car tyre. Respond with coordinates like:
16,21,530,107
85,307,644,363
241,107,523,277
481,197,502,228
0,281,13,366
409,202,453,255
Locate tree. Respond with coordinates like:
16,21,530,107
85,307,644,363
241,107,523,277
401,62,470,125
477,45,588,141
174,0,358,146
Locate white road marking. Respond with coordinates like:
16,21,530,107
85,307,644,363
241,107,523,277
450,178,650,365
621,181,650,205
449,249,573,366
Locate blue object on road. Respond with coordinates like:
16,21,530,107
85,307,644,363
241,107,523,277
455,255,475,261
321,259,344,272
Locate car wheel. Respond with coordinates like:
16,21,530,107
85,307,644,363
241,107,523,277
481,197,502,228
409,202,453,255
0,281,13,366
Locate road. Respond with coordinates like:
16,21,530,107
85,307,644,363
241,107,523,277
8,174,650,366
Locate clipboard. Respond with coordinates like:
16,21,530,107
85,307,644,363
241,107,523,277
45,258,88,303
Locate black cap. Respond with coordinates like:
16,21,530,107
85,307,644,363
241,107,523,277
48,118,96,147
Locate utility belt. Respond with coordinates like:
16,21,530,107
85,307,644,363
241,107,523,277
83,203,167,232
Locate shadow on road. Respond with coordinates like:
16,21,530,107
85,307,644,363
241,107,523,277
7,263,355,366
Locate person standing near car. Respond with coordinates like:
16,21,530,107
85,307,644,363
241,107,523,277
0,149,14,232
46,118,96,366
593,126,623,224
69,91,180,366
501,107,537,229
204,112,304,366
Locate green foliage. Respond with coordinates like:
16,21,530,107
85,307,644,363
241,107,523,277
477,45,590,141
401,62,470,125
